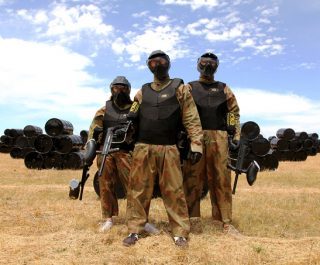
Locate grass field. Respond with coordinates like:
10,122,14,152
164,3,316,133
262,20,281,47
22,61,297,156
0,153,320,265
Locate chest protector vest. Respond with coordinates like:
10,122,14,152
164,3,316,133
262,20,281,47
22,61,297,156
103,100,132,150
103,100,130,130
138,78,183,145
189,81,228,130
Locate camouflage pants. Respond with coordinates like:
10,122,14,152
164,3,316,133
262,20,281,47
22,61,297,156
126,143,190,238
97,151,131,219
183,130,232,224
182,157,204,218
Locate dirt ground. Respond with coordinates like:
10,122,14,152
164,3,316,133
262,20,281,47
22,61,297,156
0,153,320,265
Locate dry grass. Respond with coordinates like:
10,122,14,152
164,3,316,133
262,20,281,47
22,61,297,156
0,153,320,265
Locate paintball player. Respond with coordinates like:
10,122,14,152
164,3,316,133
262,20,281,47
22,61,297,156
88,76,158,234
122,50,203,247
183,52,241,236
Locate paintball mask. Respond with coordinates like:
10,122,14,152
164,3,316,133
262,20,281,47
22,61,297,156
197,52,219,77
110,76,132,106
146,50,170,80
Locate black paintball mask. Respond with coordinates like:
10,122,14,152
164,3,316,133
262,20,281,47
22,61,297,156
110,76,132,107
197,52,219,77
146,50,170,80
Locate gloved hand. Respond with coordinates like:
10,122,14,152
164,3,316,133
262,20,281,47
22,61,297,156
229,138,240,151
127,101,139,121
189,152,202,165
93,127,103,143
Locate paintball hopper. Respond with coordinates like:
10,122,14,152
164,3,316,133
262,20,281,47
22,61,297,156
83,139,97,166
245,160,260,186
69,179,80,199
68,139,96,200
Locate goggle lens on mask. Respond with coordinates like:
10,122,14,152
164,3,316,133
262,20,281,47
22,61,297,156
147,57,168,68
112,84,129,94
199,57,218,67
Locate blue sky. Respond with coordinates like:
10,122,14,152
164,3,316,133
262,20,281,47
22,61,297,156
0,0,319,137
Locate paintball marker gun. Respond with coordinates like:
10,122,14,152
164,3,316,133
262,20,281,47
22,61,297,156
69,121,133,200
228,121,261,194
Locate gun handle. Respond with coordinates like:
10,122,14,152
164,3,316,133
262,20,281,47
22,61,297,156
232,172,239,195
79,185,84,201
79,168,89,200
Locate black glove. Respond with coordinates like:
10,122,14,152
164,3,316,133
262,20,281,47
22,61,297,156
93,127,103,143
189,152,202,165
228,137,240,151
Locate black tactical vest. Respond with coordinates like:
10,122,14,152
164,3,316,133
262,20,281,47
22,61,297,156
189,81,228,130
103,100,130,130
103,100,133,151
138,78,183,145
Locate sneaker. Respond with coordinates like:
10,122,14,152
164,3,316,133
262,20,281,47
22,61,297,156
99,219,113,232
173,236,188,248
144,222,160,235
123,233,138,247
223,224,242,238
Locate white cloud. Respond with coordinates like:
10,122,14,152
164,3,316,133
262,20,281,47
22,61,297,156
280,62,318,71
132,11,149,18
258,18,271,24
160,0,219,10
150,15,169,24
17,9,49,24
206,23,245,41
260,6,279,17
238,38,255,48
34,10,49,24
233,88,320,137
185,18,219,35
111,25,189,64
16,3,113,46
0,38,107,133
46,4,113,37
185,8,284,57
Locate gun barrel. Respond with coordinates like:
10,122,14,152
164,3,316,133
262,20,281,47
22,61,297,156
232,173,239,194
